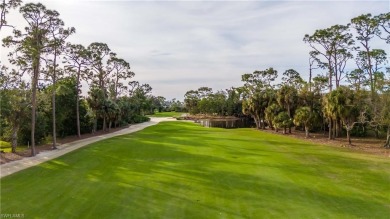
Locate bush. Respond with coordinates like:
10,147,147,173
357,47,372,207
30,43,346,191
350,124,367,137
130,115,150,124
19,111,48,145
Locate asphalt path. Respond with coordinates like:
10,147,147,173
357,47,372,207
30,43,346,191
0,117,176,178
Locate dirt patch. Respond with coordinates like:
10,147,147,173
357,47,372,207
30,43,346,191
0,125,130,164
260,128,390,157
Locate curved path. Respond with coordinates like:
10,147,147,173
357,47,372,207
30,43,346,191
0,117,176,178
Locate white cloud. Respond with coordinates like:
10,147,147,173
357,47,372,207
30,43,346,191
1,0,389,100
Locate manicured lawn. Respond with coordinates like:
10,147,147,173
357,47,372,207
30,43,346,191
1,122,389,218
148,111,184,117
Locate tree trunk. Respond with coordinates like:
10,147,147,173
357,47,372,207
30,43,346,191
338,120,342,137
328,118,333,140
309,63,312,92
52,70,57,149
260,117,265,129
283,127,286,134
286,108,291,133
328,61,333,92
52,47,60,149
76,66,81,138
93,117,97,133
103,116,107,132
374,126,379,139
109,121,112,132
365,44,374,104
346,128,352,145
384,126,390,148
333,53,339,88
31,58,39,156
115,76,119,100
253,115,260,129
305,125,309,138
323,118,327,136
11,124,18,153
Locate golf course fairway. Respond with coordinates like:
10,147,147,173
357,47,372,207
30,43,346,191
1,121,389,218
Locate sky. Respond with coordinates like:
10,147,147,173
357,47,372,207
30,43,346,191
1,0,389,100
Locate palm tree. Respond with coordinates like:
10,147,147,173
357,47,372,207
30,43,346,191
293,106,313,138
265,103,282,130
323,92,338,140
273,111,292,134
277,85,298,133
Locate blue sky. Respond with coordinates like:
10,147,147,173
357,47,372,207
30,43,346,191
1,0,389,100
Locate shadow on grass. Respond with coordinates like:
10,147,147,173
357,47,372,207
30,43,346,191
1,121,389,218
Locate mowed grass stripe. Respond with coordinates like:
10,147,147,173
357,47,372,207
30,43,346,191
148,111,183,117
1,122,389,218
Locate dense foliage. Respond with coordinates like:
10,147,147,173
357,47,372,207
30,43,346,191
0,1,389,155
184,12,390,147
0,1,162,154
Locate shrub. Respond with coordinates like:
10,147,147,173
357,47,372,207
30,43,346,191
130,115,150,124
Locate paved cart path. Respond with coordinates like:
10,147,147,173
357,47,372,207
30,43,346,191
0,117,176,178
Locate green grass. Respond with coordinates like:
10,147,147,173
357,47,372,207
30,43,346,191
148,111,184,117
0,140,11,148
0,140,12,152
0,140,28,152
1,122,389,218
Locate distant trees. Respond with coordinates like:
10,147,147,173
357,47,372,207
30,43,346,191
0,66,29,152
375,13,390,43
379,68,390,148
1,2,158,156
273,111,292,134
183,87,242,117
324,87,360,144
181,12,388,147
0,0,22,30
265,103,281,130
158,97,185,112
351,14,379,102
381,93,390,148
241,68,277,129
64,43,90,138
108,55,134,100
3,3,66,155
45,12,75,149
1,4,389,155
301,12,389,145
294,107,313,138
277,85,298,133
184,90,200,114
129,83,153,116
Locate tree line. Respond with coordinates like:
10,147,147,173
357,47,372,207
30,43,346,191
184,12,390,147
0,1,164,155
